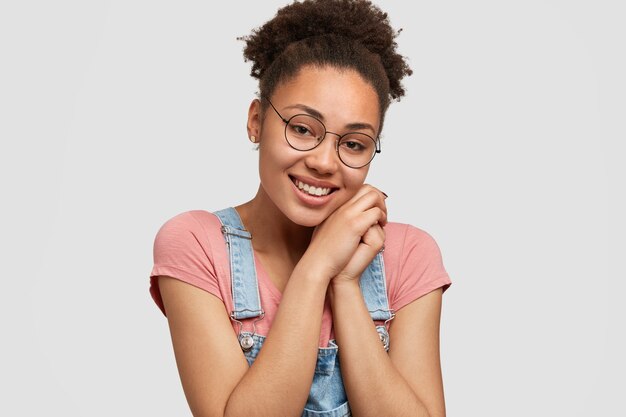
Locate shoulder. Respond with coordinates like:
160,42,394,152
156,209,222,237
153,210,225,248
383,221,451,309
152,209,226,268
383,221,442,256
150,210,229,314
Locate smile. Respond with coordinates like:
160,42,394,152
290,176,336,197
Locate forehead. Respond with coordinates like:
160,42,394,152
270,65,380,131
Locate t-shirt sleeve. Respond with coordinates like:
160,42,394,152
390,225,452,313
149,211,222,316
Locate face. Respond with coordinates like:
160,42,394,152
247,65,381,227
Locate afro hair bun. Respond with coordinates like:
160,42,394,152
240,0,412,101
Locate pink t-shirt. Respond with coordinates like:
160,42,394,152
149,210,451,347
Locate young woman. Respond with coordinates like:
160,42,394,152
149,1,452,416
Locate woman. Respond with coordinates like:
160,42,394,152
149,1,452,416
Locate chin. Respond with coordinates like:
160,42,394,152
284,206,330,228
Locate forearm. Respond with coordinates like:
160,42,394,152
329,281,431,417
224,262,329,417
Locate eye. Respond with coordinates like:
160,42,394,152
338,133,376,155
287,115,325,142
342,141,365,151
288,120,324,142
292,124,312,136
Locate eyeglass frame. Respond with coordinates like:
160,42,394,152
264,98,381,169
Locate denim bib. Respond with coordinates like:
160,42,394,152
214,207,394,417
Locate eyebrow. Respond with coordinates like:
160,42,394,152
283,104,377,134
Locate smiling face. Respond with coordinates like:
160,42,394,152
247,65,381,227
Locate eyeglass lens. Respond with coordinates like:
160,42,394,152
285,114,377,168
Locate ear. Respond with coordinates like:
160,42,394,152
246,99,262,142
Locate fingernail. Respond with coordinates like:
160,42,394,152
382,191,389,198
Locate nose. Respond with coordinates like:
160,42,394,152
303,133,341,174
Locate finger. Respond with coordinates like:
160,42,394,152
321,184,378,221
352,207,387,236
353,183,377,198
346,184,386,205
360,184,387,202
347,189,388,220
360,224,385,247
366,205,388,227
355,225,386,257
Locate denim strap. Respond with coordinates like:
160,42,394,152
213,207,392,323
360,252,394,321
213,207,263,320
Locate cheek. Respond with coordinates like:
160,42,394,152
259,141,294,170
334,171,368,206
344,169,368,191
257,142,301,188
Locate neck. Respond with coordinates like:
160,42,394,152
235,185,314,262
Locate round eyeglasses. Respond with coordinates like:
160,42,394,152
265,98,381,169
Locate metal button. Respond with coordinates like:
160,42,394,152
239,334,254,351
379,332,390,351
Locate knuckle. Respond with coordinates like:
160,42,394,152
348,216,362,231
367,187,380,197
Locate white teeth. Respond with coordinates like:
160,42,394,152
294,179,332,196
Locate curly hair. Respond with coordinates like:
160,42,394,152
239,0,413,132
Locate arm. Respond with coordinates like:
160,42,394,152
157,185,389,417
158,256,329,417
329,283,446,417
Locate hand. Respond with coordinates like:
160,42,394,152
303,184,387,282
333,222,385,286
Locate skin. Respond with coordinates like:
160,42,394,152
157,65,447,417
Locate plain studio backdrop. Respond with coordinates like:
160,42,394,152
1,0,623,415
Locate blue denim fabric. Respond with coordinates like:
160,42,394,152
218,216,262,320
214,207,393,417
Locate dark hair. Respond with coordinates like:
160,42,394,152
239,0,413,134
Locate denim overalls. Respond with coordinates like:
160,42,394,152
214,207,394,417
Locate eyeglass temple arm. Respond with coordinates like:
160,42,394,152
264,97,290,124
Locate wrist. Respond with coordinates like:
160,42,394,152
330,277,361,292
328,278,362,306
294,254,334,284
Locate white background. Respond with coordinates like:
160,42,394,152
1,0,624,415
